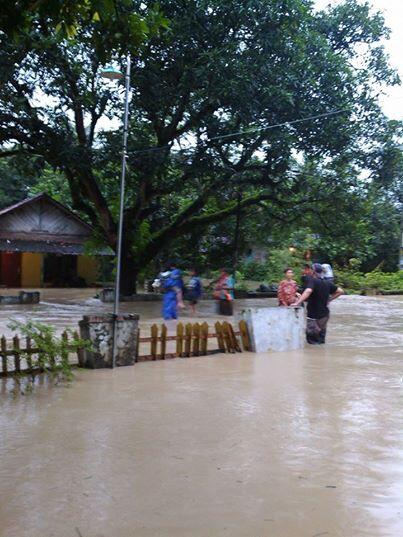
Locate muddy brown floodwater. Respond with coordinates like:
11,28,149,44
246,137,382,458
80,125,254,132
0,289,402,537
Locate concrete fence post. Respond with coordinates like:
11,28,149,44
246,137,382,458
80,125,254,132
79,314,139,368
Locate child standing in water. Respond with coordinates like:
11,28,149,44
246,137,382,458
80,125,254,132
277,268,299,306
185,268,203,316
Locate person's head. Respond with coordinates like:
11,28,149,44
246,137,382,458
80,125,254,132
311,263,323,278
321,263,331,277
284,267,294,280
220,268,229,276
302,263,312,275
189,268,198,277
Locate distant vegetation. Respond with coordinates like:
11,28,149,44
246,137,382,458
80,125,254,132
234,251,403,295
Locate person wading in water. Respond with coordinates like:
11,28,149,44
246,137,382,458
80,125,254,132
214,268,234,316
291,263,344,344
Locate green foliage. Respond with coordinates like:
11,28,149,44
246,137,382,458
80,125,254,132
335,268,403,292
236,260,268,281
0,0,168,59
265,249,307,284
0,155,45,208
7,320,91,385
235,248,307,284
30,166,73,207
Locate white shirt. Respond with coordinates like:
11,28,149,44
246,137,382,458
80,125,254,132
321,264,334,278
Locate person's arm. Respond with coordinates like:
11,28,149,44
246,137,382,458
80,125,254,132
291,287,313,307
328,286,344,302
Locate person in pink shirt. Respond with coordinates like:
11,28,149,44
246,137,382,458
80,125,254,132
277,268,299,306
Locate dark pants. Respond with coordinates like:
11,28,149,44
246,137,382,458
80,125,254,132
217,299,233,316
306,315,329,344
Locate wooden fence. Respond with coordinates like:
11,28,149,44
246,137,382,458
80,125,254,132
0,331,82,378
136,320,251,361
0,321,251,376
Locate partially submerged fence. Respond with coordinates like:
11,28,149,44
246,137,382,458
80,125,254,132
137,320,251,361
0,321,251,377
0,331,82,378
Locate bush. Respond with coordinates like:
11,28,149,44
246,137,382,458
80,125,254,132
335,268,403,293
7,320,91,387
236,260,267,281
265,248,307,284
236,248,308,284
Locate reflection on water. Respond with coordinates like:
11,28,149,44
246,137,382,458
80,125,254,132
0,289,402,536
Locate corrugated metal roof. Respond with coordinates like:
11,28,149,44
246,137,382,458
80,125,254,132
0,239,113,256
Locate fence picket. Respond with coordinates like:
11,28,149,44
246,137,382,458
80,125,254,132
222,322,234,353
74,331,84,368
160,324,167,359
200,322,208,355
192,323,200,356
238,320,251,351
151,324,158,360
13,335,21,373
1,336,7,376
176,323,184,357
228,324,242,352
25,337,33,373
215,322,225,353
184,323,192,357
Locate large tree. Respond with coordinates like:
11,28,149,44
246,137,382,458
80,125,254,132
0,0,399,293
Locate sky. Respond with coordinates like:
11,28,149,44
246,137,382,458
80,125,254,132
315,0,403,120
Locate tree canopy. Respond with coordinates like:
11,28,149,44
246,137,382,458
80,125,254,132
0,0,401,292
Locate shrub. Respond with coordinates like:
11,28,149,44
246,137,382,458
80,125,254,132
334,269,403,293
7,320,91,386
236,260,267,281
265,248,307,284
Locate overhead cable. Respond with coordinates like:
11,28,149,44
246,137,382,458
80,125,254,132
128,107,351,155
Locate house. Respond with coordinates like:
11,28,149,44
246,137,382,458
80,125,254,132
0,193,110,287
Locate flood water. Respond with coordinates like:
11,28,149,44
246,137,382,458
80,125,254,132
0,290,402,536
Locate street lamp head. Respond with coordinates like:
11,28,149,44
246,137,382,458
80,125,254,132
100,66,123,80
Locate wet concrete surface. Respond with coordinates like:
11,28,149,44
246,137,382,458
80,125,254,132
0,290,402,536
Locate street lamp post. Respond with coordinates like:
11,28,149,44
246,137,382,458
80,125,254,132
100,54,131,368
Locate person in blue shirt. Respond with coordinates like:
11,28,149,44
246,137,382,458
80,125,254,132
161,271,179,320
185,268,203,315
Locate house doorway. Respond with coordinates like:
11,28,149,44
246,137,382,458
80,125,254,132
43,254,78,287
0,252,22,287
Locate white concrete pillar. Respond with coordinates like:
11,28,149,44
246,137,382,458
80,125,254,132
242,306,305,352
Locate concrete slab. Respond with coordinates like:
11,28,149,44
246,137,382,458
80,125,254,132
243,306,305,352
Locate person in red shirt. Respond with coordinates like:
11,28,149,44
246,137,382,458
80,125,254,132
277,268,300,306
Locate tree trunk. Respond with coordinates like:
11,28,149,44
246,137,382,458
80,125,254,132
119,256,138,296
